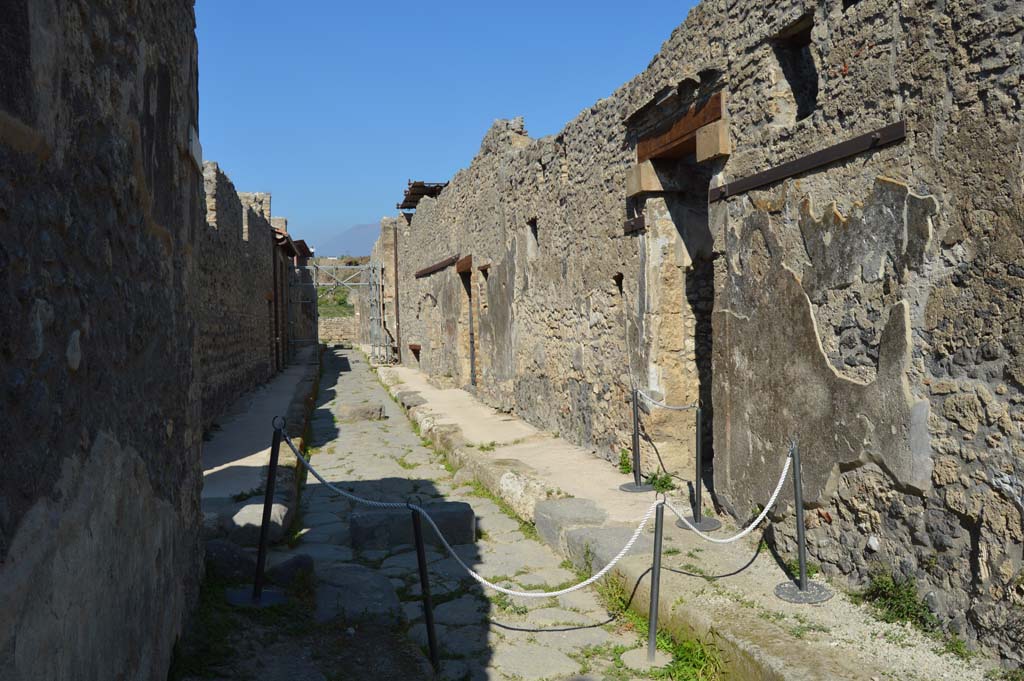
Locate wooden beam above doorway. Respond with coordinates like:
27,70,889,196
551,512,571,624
455,255,473,273
636,92,724,163
414,255,459,279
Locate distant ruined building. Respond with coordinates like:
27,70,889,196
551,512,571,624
361,0,1024,664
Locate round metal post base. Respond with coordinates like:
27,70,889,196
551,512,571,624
621,647,671,671
677,515,721,532
619,481,655,493
225,586,288,608
774,581,833,604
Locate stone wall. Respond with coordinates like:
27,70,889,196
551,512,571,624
356,220,400,361
197,163,275,430
374,0,1023,662
319,315,359,345
0,1,204,678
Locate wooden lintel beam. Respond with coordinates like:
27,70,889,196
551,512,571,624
709,121,906,202
414,255,459,278
637,92,724,163
455,255,473,273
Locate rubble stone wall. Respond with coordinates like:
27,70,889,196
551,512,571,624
357,220,399,360
377,0,1023,661
0,1,205,678
197,162,275,430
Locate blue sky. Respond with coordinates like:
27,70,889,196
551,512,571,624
196,1,698,253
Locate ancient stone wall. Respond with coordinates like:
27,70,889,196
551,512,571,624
376,0,1022,661
357,220,400,361
0,1,205,678
319,315,359,345
196,162,275,430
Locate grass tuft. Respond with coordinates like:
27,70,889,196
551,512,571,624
618,449,632,475
645,471,675,493
852,567,938,632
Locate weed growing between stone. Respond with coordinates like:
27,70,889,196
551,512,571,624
645,471,675,493
491,591,530,616
595,573,724,680
853,564,976,661
396,453,418,470
477,441,497,452
784,558,820,579
466,480,540,541
619,449,633,474
852,567,939,631
558,551,723,680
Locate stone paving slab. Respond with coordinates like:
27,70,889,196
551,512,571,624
271,348,649,680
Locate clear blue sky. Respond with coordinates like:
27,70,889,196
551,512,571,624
196,1,698,252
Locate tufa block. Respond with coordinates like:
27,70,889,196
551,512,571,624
696,118,731,162
625,161,664,197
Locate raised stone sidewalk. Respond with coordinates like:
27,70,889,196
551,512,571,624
376,358,996,681
201,344,320,545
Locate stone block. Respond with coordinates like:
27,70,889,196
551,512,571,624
204,539,256,582
266,553,314,587
534,498,607,553
625,161,664,197
337,403,386,422
350,502,475,550
565,526,653,574
315,564,401,623
226,501,291,547
695,118,730,162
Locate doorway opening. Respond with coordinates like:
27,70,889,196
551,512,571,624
458,270,477,389
636,156,717,498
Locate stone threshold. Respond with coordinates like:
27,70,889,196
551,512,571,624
372,356,994,681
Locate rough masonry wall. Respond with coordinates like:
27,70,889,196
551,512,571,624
358,220,399,358
381,0,1022,661
196,163,275,430
0,1,204,679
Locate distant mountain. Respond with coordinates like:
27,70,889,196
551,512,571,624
313,223,380,257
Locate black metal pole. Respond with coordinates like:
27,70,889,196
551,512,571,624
252,425,283,602
647,502,665,662
412,511,440,673
792,442,807,592
632,388,642,487
693,406,703,524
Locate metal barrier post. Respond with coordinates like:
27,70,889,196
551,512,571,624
775,442,833,604
677,406,721,531
620,389,654,493
412,511,440,673
226,417,288,608
647,502,665,662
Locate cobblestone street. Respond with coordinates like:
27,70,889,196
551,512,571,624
272,347,651,680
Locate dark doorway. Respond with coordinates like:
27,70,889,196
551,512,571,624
459,271,477,388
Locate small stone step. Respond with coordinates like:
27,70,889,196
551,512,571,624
350,502,475,550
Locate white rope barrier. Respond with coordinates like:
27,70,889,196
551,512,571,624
666,453,793,544
283,433,660,598
635,388,698,412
